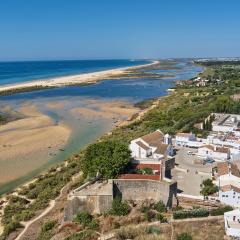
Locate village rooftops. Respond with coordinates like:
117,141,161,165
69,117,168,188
217,162,240,178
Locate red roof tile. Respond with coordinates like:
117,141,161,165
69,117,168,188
119,174,160,181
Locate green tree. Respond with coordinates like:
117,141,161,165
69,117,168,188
81,140,130,179
200,179,218,197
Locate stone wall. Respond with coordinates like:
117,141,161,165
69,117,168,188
113,179,177,207
64,179,177,220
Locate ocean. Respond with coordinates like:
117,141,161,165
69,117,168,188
0,59,149,85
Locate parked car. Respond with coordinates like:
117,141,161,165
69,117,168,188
203,158,215,165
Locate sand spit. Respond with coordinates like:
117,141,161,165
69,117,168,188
0,61,159,93
0,103,71,186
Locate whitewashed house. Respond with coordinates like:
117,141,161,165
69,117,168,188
224,209,240,237
219,185,240,207
217,162,240,207
197,145,230,161
130,130,173,160
175,133,197,147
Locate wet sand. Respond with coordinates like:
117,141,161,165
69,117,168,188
0,98,140,192
0,103,71,187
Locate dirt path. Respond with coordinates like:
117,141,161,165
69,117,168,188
15,184,70,240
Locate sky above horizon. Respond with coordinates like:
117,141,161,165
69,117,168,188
0,0,240,61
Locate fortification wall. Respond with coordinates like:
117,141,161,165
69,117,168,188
113,179,177,207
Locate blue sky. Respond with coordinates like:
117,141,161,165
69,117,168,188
0,0,240,61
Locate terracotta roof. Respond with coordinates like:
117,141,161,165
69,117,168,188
176,133,194,138
133,163,161,171
217,147,229,154
220,185,240,193
201,145,229,153
119,174,160,181
154,143,168,155
217,162,240,178
202,145,215,151
135,141,150,151
141,130,164,145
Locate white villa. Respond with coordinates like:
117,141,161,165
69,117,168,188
175,132,197,147
224,209,240,237
197,145,230,161
217,162,240,207
130,130,173,160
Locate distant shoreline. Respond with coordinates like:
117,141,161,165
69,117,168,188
0,60,159,94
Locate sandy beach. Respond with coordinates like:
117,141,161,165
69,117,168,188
0,61,158,93
0,103,71,186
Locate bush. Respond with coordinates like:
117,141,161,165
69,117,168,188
2,220,22,237
173,208,209,219
37,220,57,240
145,225,161,235
144,210,156,222
74,212,98,229
156,213,167,223
109,198,130,216
154,200,166,213
177,232,192,240
65,230,97,240
210,206,233,216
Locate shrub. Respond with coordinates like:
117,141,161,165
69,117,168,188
74,211,98,229
142,168,153,175
154,200,166,213
173,208,209,219
109,198,130,216
177,232,192,240
37,220,57,240
65,230,97,240
145,226,161,235
210,206,233,216
2,220,22,237
144,210,156,222
156,213,167,223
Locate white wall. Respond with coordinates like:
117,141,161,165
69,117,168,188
219,189,240,207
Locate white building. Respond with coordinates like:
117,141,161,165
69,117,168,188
130,130,173,160
219,185,240,207
212,113,240,133
175,133,197,147
197,145,230,161
224,209,240,237
217,162,240,207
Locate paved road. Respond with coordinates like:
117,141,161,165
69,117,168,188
172,147,214,196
